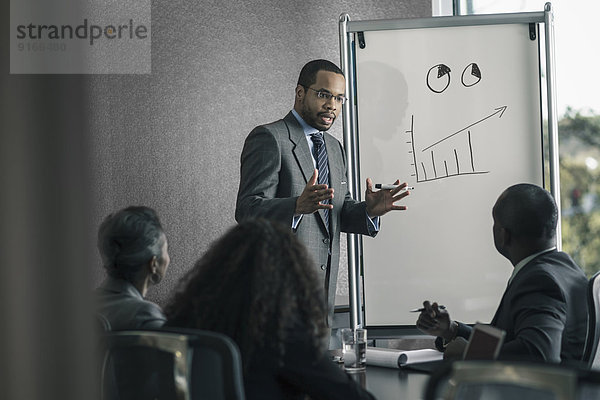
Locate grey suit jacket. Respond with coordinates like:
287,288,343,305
95,277,166,331
235,112,375,315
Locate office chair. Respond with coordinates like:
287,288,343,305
100,328,245,400
583,270,600,370
96,313,111,332
424,361,579,400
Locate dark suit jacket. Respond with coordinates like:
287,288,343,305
448,250,588,363
491,250,588,362
95,277,166,330
235,112,374,314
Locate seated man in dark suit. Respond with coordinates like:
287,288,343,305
417,183,588,363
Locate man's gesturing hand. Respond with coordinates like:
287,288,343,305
295,169,334,215
365,178,410,217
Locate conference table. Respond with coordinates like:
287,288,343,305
352,361,600,399
346,364,432,399
329,345,434,399
366,365,430,399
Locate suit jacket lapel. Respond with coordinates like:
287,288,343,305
324,132,343,195
323,133,343,236
284,112,329,233
284,112,314,183
490,295,504,326
490,281,512,325
490,251,555,325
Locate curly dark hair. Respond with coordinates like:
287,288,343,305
164,219,329,370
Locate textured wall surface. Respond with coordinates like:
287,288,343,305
89,1,431,306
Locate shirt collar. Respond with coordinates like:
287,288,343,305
508,246,556,285
291,109,320,136
100,276,144,299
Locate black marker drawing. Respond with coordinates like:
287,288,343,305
422,106,507,152
428,62,482,92
405,107,507,183
462,63,482,87
426,64,451,93
454,149,460,174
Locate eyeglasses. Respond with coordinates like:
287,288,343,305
303,86,347,105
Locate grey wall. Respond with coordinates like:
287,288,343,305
89,0,431,307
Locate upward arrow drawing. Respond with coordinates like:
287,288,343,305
421,106,508,152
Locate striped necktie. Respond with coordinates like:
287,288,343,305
311,132,330,230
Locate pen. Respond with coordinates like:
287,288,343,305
410,305,446,313
375,184,415,191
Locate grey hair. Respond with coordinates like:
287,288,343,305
97,206,165,282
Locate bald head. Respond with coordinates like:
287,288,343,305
493,184,557,253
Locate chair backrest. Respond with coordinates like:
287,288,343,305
425,361,579,400
583,271,600,369
96,313,111,332
101,328,245,400
576,367,600,399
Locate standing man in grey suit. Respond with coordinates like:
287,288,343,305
236,59,410,321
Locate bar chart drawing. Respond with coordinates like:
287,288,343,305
406,106,507,183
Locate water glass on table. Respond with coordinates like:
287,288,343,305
341,328,367,371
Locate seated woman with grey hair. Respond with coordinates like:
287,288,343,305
95,206,170,330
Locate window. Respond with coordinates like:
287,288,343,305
434,0,600,276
